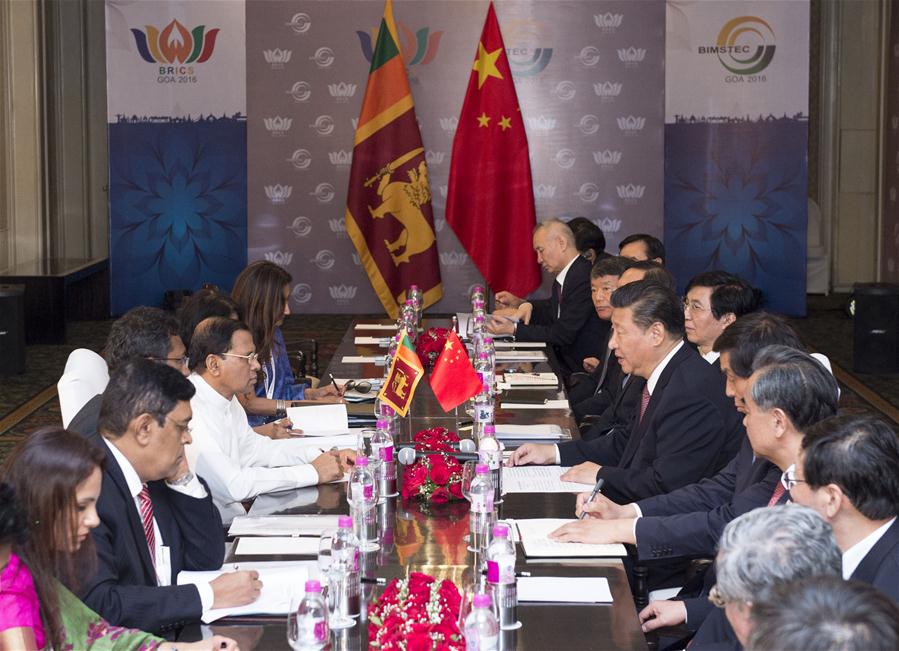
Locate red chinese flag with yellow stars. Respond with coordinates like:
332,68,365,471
444,2,541,297
377,329,425,417
346,0,442,319
429,331,484,412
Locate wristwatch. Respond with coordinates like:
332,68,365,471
167,471,195,487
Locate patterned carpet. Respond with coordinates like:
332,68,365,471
1,297,898,466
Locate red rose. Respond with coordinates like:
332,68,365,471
431,486,451,503
448,480,463,499
430,457,452,486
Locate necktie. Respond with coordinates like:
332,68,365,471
553,280,562,317
767,482,786,507
138,485,156,567
638,385,651,424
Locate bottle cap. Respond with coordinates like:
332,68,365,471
356,456,369,467
376,418,388,429
476,463,490,475
492,524,509,538
473,593,492,608
483,337,493,344
338,515,353,529
305,579,322,593
478,352,488,359
484,424,496,435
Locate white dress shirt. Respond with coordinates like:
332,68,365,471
103,439,214,613
842,517,896,579
187,374,324,515
701,350,720,365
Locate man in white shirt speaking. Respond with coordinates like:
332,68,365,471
186,317,353,519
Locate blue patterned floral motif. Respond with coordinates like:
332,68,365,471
109,118,247,314
664,119,808,316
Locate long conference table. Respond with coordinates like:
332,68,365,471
183,319,648,651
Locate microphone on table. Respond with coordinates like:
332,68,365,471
396,438,477,454
397,446,480,465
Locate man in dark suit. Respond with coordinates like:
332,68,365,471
682,271,760,366
515,280,743,504
792,413,899,601
80,358,260,635
487,218,606,377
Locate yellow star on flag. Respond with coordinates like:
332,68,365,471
473,42,503,89
498,116,512,131
477,113,491,128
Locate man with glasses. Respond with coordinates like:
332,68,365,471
682,271,760,365
186,317,355,519
789,413,899,601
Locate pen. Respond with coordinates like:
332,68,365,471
361,576,387,585
578,478,605,520
329,373,341,394
481,569,531,578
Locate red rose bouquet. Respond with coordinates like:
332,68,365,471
401,427,465,503
417,327,451,367
368,572,464,650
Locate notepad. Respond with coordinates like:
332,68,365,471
516,519,627,557
517,576,613,603
235,536,320,556
228,514,342,537
342,355,386,364
285,433,359,450
502,466,593,494
354,336,390,346
354,323,396,330
178,561,318,622
502,373,558,386
494,424,565,441
285,404,348,434
500,400,569,410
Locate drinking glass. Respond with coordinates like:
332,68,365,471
327,563,356,630
461,460,478,544
317,531,334,581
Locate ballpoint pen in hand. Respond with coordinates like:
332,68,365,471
328,373,341,394
578,478,605,520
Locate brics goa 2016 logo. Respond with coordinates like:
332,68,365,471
130,19,219,82
700,16,775,77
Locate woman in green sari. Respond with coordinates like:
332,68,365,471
0,428,238,651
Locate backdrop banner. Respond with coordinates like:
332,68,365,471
105,0,247,314
246,0,664,313
664,1,810,316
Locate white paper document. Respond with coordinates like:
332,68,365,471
284,434,359,450
516,519,627,558
502,466,593,494
502,373,558,386
235,536,320,556
517,576,613,603
286,404,348,435
495,351,548,362
342,355,386,365
494,424,565,441
354,336,390,346
178,561,318,622
493,341,545,349
354,323,396,330
228,514,342,537
500,400,569,410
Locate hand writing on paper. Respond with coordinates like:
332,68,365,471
547,518,636,545
312,452,343,483
560,462,601,485
495,291,525,309
210,570,262,608
575,491,637,520
508,443,556,466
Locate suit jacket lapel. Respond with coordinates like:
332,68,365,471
851,520,899,585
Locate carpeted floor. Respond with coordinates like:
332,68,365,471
1,296,898,466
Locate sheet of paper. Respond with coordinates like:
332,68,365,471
495,351,548,362
342,355,386,365
228,514,342,537
500,400,569,410
354,323,396,330
494,424,564,440
515,519,627,558
354,336,390,346
502,373,558,386
285,434,359,449
493,341,545,349
502,466,593,494
178,561,318,622
517,576,613,603
285,404,348,434
235,536,320,556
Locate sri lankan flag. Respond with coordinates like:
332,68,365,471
377,329,424,417
346,0,442,319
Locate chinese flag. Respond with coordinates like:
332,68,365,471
444,2,541,297
430,331,484,412
377,329,425,417
346,0,443,318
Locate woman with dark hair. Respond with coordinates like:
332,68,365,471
176,286,240,353
231,261,341,428
0,428,237,651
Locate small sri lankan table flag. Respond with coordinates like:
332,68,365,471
429,330,484,412
345,0,442,319
378,329,425,417
444,1,541,298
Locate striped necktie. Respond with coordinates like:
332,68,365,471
137,484,156,567
767,482,786,507
638,384,651,424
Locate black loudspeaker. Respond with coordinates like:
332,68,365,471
0,284,26,376
853,283,899,375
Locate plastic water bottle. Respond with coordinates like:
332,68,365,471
371,417,396,498
469,463,495,553
331,516,361,618
473,353,495,436
464,592,499,650
478,423,502,505
409,285,423,329
486,524,517,629
290,579,329,649
348,457,379,550
470,285,485,308
401,300,417,344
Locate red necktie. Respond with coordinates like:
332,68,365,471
767,482,786,507
138,485,156,567
638,385,651,424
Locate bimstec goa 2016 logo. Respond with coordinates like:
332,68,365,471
699,16,775,82
130,19,219,83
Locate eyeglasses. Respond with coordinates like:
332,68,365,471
344,380,373,394
781,463,807,492
682,298,710,314
221,351,260,364
147,355,189,366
